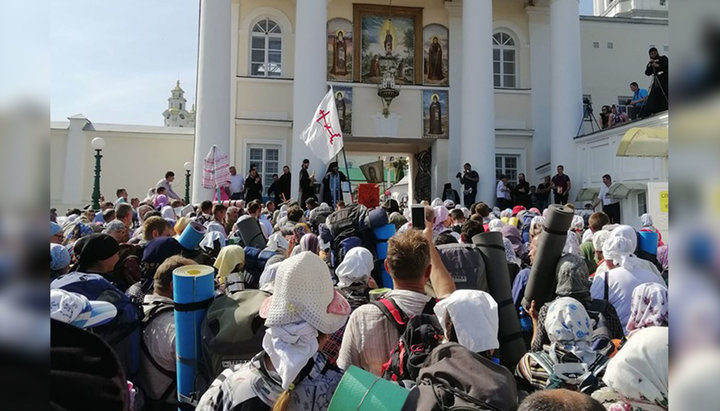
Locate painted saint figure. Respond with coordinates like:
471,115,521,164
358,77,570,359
335,91,347,132
369,55,382,77
429,94,443,134
331,30,348,75
427,36,444,81
384,29,393,55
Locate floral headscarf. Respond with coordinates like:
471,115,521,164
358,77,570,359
626,283,668,335
601,327,668,411
544,297,596,364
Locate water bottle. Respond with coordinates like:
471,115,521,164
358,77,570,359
519,307,533,349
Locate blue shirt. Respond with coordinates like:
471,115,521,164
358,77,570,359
633,88,648,106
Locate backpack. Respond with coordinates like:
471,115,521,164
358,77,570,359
586,299,617,356
326,204,368,266
436,244,488,292
53,273,143,378
243,246,278,288
140,300,177,409
372,297,443,383
519,212,538,244
200,289,270,382
402,343,518,411
528,350,609,394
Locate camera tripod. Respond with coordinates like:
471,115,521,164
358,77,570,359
637,70,669,118
576,99,601,137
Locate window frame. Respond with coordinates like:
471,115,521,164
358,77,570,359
492,31,518,89
246,143,282,195
249,17,283,78
495,154,521,184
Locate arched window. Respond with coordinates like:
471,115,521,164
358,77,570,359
250,18,282,77
493,32,516,88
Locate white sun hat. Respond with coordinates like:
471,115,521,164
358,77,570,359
433,289,499,354
50,289,117,329
260,251,350,334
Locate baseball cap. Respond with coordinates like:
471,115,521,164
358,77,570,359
50,289,117,329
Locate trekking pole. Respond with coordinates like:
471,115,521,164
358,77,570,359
341,147,354,203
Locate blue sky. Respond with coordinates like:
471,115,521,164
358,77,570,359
50,0,593,126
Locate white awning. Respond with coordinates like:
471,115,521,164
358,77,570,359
576,187,599,202
608,182,647,199
617,126,668,157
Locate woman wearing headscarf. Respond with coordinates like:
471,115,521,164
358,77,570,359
590,226,665,334
322,247,376,363
592,327,668,410
516,297,609,392
434,289,499,357
196,252,350,411
213,245,246,294
626,282,668,337
528,254,624,353
161,205,176,221
154,194,169,210
290,233,319,257
639,213,664,246
432,205,459,241
591,230,612,279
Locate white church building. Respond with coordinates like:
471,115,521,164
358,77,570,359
51,0,668,229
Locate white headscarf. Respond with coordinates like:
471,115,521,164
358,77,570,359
488,218,505,232
161,205,176,221
433,205,450,234
434,290,499,354
640,213,654,228
581,229,594,244
335,247,374,288
563,231,582,256
529,216,545,238
259,261,282,292
602,327,668,411
500,208,512,219
262,322,319,390
603,225,639,269
592,230,611,253
544,297,596,364
265,232,289,253
430,198,443,207
571,215,585,232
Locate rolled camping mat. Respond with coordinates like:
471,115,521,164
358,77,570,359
521,204,575,311
178,221,207,250
472,231,526,369
236,217,268,249
328,366,409,411
173,265,215,402
637,231,659,255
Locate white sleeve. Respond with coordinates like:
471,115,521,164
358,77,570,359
590,273,606,300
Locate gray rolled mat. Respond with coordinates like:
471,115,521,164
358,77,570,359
472,231,526,370
521,204,575,311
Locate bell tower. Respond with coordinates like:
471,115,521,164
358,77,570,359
163,80,195,127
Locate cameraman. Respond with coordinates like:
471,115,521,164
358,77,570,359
456,162,479,206
643,47,669,116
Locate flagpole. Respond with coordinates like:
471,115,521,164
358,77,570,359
341,147,354,203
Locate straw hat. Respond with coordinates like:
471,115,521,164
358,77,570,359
260,251,350,334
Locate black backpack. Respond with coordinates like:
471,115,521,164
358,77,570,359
372,297,444,383
326,204,368,266
402,343,518,411
436,244,489,292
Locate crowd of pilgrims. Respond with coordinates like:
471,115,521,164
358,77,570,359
50,190,669,411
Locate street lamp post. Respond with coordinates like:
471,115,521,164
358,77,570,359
91,137,106,210
184,161,192,205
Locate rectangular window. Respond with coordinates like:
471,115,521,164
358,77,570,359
593,42,600,48
617,95,633,113
607,42,614,49
247,144,281,196
663,45,669,52
637,191,647,216
495,154,520,184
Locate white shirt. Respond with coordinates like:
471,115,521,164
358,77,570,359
229,174,244,194
598,183,617,206
590,266,664,335
496,181,510,200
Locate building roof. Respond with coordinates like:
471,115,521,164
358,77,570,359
580,15,667,25
51,120,194,135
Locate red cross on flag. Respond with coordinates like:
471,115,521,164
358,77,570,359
300,88,344,162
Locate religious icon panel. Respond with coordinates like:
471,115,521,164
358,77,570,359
333,85,352,135
422,89,449,139
353,4,423,85
327,18,353,82
423,24,449,86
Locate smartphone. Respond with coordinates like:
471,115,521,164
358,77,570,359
411,205,425,230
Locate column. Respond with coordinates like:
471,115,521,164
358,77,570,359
460,0,495,204
445,2,463,199
192,0,232,204
549,0,582,201
62,114,89,206
290,0,328,201
527,6,551,183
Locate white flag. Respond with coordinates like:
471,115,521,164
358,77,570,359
300,88,344,162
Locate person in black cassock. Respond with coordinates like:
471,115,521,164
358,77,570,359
642,47,669,116
322,162,347,208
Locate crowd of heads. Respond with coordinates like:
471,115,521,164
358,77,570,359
49,170,670,411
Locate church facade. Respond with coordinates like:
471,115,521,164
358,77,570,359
191,0,669,205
